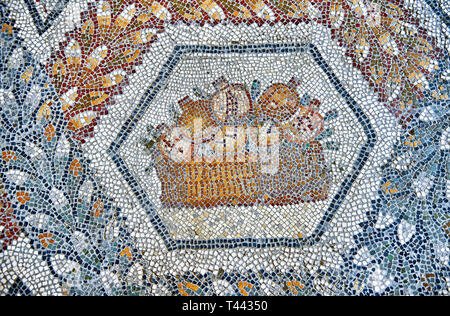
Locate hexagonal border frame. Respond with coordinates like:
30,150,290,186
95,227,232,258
108,43,376,251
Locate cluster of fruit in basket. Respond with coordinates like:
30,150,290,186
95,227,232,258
152,76,325,164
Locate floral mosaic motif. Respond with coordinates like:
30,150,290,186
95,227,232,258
357,100,449,295
0,4,137,295
47,0,163,142
0,0,449,296
39,0,447,143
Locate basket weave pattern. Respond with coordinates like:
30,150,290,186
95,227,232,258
154,140,328,208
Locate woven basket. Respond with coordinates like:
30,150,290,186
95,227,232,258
153,140,329,208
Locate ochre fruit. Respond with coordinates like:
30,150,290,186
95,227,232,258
255,78,300,123
177,97,216,131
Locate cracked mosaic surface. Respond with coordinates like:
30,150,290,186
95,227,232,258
0,0,448,296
